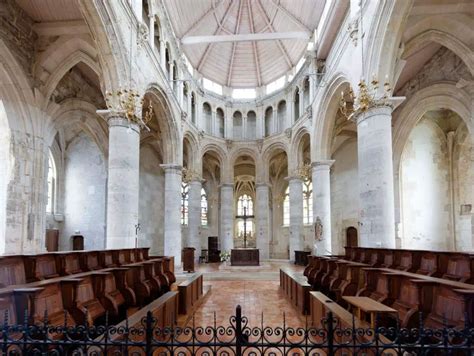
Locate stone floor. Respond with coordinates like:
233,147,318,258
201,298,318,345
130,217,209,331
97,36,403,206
178,261,306,328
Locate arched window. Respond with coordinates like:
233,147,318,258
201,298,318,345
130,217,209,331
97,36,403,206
216,108,225,138
237,194,253,216
264,107,273,137
181,183,189,225
294,88,300,121
247,111,256,139
303,179,313,224
233,111,243,139
277,100,287,133
46,152,56,214
201,188,208,226
283,186,290,226
203,102,212,133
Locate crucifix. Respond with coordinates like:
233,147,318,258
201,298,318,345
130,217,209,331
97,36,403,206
235,206,255,248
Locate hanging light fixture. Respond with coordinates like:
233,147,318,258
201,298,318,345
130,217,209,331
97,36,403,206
105,23,153,128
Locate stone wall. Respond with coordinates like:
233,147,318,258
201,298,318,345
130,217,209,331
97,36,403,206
331,138,359,255
139,145,165,255
61,133,106,250
400,119,451,250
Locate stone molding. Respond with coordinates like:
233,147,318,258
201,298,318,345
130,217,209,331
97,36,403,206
97,109,141,134
160,164,182,174
311,160,335,170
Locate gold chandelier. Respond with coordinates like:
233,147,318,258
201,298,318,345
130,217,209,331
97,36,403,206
339,76,392,120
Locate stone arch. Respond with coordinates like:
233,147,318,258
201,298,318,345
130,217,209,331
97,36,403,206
145,84,181,164
42,51,101,109
366,1,413,82
393,83,472,172
312,72,351,161
403,29,474,76
231,147,259,167
290,128,311,171
261,142,289,182
183,131,200,172
201,143,228,182
79,1,127,93
47,99,108,156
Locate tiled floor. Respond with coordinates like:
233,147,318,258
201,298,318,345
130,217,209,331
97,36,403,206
179,261,306,329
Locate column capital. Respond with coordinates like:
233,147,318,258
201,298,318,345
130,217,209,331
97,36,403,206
160,164,182,174
97,109,141,133
311,160,335,169
285,176,303,183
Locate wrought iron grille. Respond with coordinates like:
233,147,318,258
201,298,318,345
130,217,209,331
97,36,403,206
1,306,473,355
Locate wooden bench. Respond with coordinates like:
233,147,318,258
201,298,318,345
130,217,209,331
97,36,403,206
279,269,311,314
80,250,102,271
91,271,126,320
55,251,83,275
178,273,203,315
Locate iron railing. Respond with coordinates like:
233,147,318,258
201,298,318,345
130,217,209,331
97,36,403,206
1,306,473,355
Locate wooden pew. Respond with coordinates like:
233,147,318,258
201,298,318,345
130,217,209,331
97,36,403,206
99,250,117,268
91,271,126,320
279,269,311,315
178,273,204,315
60,275,106,325
415,251,439,277
124,262,159,305
310,292,396,355
418,281,474,329
334,264,365,305
357,268,398,306
113,249,132,266
55,251,83,275
148,258,171,293
439,252,473,283
307,256,323,285
388,274,424,328
91,291,178,355
320,259,337,293
393,250,421,273
0,255,27,287
111,268,136,306
163,257,176,284
380,250,395,268
24,253,60,282
80,251,102,271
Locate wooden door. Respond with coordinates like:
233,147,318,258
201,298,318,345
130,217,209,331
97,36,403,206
346,227,358,247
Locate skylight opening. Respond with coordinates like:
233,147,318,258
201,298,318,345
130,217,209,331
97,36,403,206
266,76,286,94
203,78,223,95
232,88,256,99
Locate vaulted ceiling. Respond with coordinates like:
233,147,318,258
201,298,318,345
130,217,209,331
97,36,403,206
164,0,326,88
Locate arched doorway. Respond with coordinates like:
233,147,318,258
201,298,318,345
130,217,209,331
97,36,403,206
346,226,358,247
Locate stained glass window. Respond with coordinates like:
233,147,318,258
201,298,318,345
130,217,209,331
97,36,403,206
201,188,208,226
181,183,189,225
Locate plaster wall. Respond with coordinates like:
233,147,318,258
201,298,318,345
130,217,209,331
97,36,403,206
400,119,451,250
61,133,106,250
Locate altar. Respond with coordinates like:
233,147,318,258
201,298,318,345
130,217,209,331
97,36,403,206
231,248,260,266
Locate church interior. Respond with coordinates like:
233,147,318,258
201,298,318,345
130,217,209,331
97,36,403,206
0,0,473,354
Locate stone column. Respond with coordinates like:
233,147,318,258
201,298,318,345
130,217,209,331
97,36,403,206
188,179,202,258
356,106,396,248
160,40,166,70
299,88,304,119
219,183,234,252
256,183,270,259
169,62,174,84
288,177,303,261
148,15,155,48
161,164,183,267
272,106,277,134
100,111,140,248
242,115,247,139
312,160,335,255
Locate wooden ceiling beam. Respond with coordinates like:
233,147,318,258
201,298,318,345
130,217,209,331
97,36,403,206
269,0,312,33
181,0,225,37
255,0,293,69
182,31,309,45
227,0,244,86
247,0,262,87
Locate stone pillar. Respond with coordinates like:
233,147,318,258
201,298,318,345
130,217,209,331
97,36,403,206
288,177,303,261
188,179,202,258
161,164,183,267
312,160,334,255
299,88,304,119
272,106,277,134
101,111,140,248
219,183,234,252
242,115,247,139
256,183,270,259
356,106,396,248
169,62,174,84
